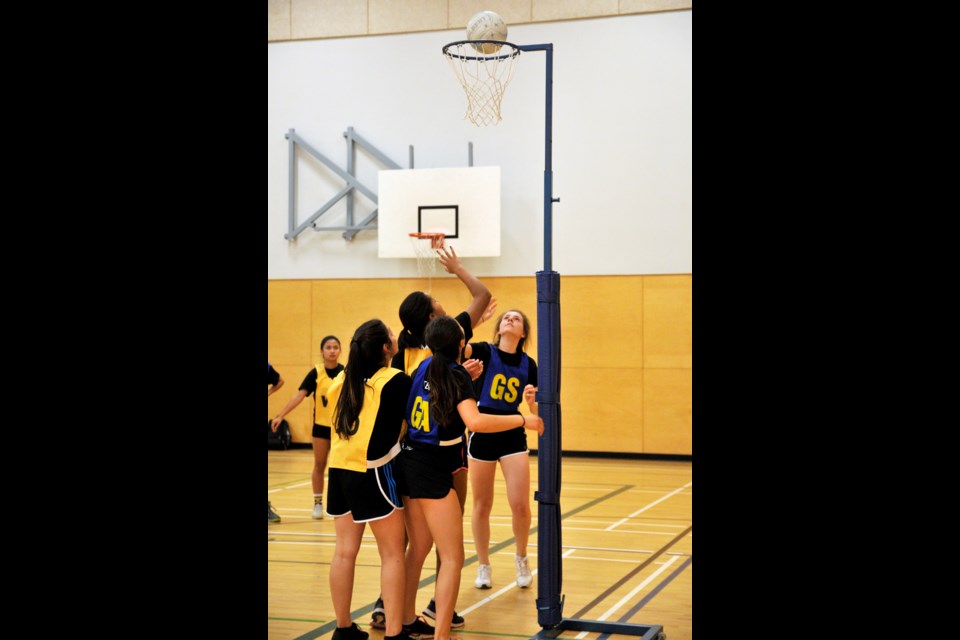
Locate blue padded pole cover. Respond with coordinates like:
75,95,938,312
535,270,562,628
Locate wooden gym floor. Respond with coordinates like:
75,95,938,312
268,450,692,640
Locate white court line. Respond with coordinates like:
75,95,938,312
561,519,687,528
267,481,313,494
456,550,574,616
265,486,688,497
605,482,692,531
573,554,682,639
555,462,689,471
456,571,537,615
268,541,386,552
268,540,665,558
558,487,689,495
561,556,658,564
627,489,692,495
270,531,336,537
268,546,675,575
561,526,678,536
479,523,678,536
557,545,656,554
490,543,657,554
482,515,686,529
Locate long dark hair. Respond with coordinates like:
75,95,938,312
398,291,433,350
424,316,464,426
334,319,391,439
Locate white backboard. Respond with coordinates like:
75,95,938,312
377,166,501,258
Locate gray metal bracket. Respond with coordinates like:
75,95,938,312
284,127,477,242
284,127,407,241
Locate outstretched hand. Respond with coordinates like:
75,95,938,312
436,245,462,274
270,417,283,432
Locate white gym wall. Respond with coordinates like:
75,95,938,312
267,10,691,279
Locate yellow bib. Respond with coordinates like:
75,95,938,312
314,365,341,427
328,367,402,473
403,347,432,377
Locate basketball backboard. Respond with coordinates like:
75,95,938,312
377,166,501,258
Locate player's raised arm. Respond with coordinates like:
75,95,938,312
437,245,491,328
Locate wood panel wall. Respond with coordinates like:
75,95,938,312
269,0,693,43
268,274,690,454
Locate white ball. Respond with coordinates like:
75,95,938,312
466,10,508,54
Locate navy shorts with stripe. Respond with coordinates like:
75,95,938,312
326,459,404,522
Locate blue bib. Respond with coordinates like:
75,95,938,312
406,356,464,445
478,348,529,412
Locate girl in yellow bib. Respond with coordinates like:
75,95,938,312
325,320,411,640
271,335,344,519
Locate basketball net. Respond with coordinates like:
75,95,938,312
409,232,446,291
443,41,521,127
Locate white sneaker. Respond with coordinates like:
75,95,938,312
475,563,492,589
515,555,532,588
312,502,324,519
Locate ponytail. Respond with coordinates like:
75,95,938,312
423,316,465,426
334,319,390,439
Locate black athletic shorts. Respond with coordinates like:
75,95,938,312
326,460,404,522
398,444,455,500
449,440,468,473
468,427,528,462
312,424,331,440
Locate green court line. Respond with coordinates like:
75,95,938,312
288,484,635,640
270,617,330,624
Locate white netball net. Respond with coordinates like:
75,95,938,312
443,42,521,127
409,233,445,290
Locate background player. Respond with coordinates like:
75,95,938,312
271,336,344,518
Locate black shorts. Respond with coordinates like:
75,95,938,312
468,427,528,462
398,444,455,500
312,424,331,440
448,440,468,473
326,460,404,522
